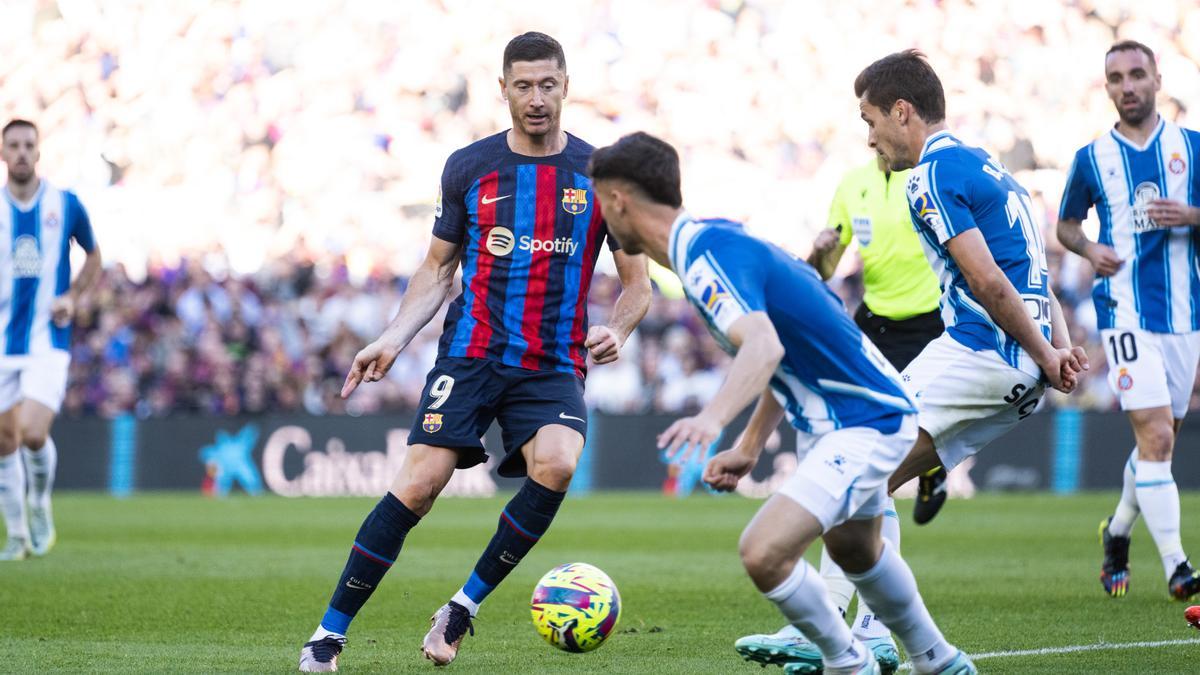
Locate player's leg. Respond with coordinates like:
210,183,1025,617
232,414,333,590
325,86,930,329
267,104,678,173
0,367,27,561
423,366,586,665
299,443,459,672
18,400,57,556
740,494,872,674
824,516,970,675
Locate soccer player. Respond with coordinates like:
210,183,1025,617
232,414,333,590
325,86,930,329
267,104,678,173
736,156,944,670
1056,40,1200,601
589,131,977,675
296,33,650,671
0,119,101,561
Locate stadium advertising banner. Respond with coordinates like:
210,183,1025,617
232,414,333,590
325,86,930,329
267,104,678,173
51,410,1200,495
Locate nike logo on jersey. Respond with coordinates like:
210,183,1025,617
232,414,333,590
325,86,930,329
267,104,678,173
481,194,511,204
558,412,585,423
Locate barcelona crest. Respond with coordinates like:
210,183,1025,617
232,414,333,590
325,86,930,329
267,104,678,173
562,187,588,215
422,413,443,433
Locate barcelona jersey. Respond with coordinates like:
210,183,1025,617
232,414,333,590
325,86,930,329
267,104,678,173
433,131,617,378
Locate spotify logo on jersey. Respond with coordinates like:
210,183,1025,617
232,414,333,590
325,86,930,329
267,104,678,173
486,227,516,256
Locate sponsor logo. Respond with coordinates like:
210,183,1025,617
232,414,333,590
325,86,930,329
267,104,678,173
434,188,443,218
1117,368,1134,391
481,193,511,205
561,187,588,215
422,413,443,433
825,453,847,474
558,412,585,423
852,215,872,246
1170,153,1186,175
500,551,522,565
1132,181,1161,232
521,236,579,256
346,577,373,590
486,226,516,256
913,192,944,232
907,175,919,194
199,424,263,497
700,277,730,313
12,235,41,278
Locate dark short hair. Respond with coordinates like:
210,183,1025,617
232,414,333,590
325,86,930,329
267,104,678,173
854,49,946,124
1106,40,1156,70
588,132,683,208
503,32,566,73
2,119,37,140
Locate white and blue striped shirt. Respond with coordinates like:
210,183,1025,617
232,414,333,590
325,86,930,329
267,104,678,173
0,181,96,355
1059,117,1200,334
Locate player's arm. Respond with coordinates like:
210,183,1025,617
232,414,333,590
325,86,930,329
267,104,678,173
946,230,1076,392
657,312,784,456
702,386,784,492
806,228,847,281
586,250,651,365
1056,217,1123,277
341,236,461,397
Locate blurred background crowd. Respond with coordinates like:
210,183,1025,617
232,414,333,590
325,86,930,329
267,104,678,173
3,0,1199,418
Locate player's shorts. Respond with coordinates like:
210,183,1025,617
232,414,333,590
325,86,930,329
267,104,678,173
0,350,71,413
1100,328,1200,419
854,304,944,372
901,333,1043,472
778,413,917,532
406,357,587,477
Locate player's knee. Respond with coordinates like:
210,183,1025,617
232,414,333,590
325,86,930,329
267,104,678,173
823,533,880,576
1135,422,1175,461
738,532,795,591
527,452,576,491
20,428,47,451
0,432,16,456
393,481,440,517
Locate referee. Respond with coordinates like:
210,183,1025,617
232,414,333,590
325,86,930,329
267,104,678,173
808,155,947,523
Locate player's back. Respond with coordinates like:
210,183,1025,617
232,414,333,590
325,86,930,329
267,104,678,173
671,217,914,435
1059,118,1200,333
0,181,93,356
432,131,614,378
905,131,1050,377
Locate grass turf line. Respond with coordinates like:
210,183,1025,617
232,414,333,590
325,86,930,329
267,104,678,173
3,492,1199,673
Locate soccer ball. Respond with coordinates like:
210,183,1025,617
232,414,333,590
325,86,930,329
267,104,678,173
530,562,621,652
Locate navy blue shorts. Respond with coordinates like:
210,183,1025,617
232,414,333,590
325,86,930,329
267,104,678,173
407,357,588,477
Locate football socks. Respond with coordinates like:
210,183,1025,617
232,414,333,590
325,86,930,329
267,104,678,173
1108,447,1139,538
21,437,56,509
0,453,28,540
764,558,860,667
1134,459,1187,579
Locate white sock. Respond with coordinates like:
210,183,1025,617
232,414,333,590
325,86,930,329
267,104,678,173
451,589,481,617
1108,448,1139,537
819,544,854,617
309,626,345,642
764,559,863,669
845,540,955,674
851,502,901,640
1134,459,1187,578
22,438,56,509
0,453,29,540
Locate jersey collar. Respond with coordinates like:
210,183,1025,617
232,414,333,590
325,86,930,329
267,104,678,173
3,179,45,213
918,130,955,162
1109,115,1164,153
667,210,696,273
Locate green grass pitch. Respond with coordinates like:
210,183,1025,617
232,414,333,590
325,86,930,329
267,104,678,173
4,492,1200,673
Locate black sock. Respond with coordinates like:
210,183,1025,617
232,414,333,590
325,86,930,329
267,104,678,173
459,478,566,608
320,493,421,634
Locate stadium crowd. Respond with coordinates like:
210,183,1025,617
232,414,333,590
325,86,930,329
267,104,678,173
3,0,1200,416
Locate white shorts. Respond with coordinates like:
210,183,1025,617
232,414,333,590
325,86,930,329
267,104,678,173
902,333,1044,472
1101,328,1200,419
778,414,918,532
0,351,72,413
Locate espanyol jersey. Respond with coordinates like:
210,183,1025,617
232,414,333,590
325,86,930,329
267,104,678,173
433,131,618,378
905,131,1051,378
669,215,915,435
1059,117,1200,334
0,181,96,356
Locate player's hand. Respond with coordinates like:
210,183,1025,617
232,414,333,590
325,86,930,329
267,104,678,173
1084,242,1124,277
1038,347,1080,394
1147,199,1200,228
341,339,402,398
585,325,622,365
703,448,756,492
50,295,75,328
657,415,722,462
810,228,840,255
